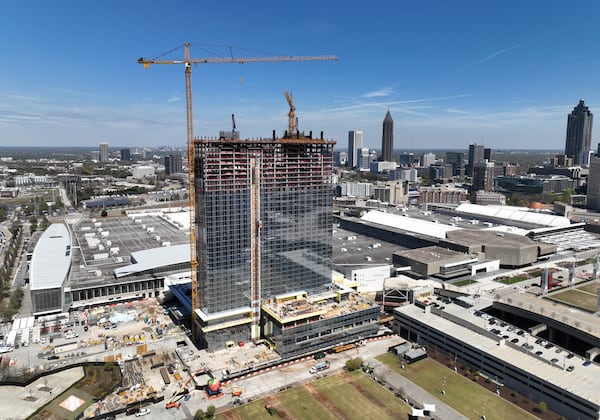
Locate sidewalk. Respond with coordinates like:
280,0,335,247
371,360,467,420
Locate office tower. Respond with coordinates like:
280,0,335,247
565,100,593,165
587,155,600,210
99,142,109,162
381,110,394,162
399,153,414,167
164,154,183,175
347,130,363,168
358,147,371,171
120,148,131,162
467,143,485,177
484,148,491,162
420,153,436,167
473,161,495,192
192,134,335,350
446,151,465,179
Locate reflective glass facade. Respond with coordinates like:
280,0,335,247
194,138,334,315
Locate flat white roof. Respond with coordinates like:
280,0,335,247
361,210,461,239
396,302,600,406
455,203,571,227
30,223,71,290
114,243,190,278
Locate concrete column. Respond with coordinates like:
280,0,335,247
541,267,549,296
569,260,575,287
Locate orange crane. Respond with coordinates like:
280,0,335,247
137,43,337,343
165,368,208,409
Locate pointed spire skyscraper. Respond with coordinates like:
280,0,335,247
381,110,394,162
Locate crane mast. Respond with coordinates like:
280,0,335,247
284,91,296,135
138,43,337,344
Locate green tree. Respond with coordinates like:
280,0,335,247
205,405,216,418
538,401,548,413
101,209,108,217
345,357,363,371
29,215,38,232
194,409,205,420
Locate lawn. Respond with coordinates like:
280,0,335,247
376,353,536,420
577,281,600,294
453,279,478,287
28,363,121,420
547,289,597,312
217,370,411,420
29,386,93,420
498,275,530,285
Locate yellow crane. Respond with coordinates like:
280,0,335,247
284,91,296,135
138,43,337,342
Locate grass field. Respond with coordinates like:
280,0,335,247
376,353,536,420
453,279,478,287
217,370,412,420
577,281,600,294
28,364,121,420
497,275,530,285
36,387,93,420
547,289,598,312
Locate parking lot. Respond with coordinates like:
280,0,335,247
475,310,582,371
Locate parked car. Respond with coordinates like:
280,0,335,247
135,408,151,416
566,365,575,372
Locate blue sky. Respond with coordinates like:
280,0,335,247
2,1,600,150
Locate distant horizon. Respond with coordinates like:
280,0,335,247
2,3,600,149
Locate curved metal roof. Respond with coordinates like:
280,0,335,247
30,223,71,290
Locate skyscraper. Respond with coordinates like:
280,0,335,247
192,133,335,350
467,143,485,177
99,142,109,162
120,148,131,162
164,154,183,175
347,130,363,168
473,162,495,192
381,110,394,162
446,151,465,179
565,100,593,165
587,155,600,210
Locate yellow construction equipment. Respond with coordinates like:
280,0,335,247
137,43,337,343
284,91,297,135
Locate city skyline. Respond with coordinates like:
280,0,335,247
2,1,600,150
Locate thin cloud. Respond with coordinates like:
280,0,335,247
322,94,471,113
460,44,520,70
167,96,180,103
361,87,395,98
444,108,471,115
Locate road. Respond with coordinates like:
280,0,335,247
125,336,465,420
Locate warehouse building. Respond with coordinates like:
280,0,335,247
30,223,72,315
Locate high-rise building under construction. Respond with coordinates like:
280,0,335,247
192,132,332,347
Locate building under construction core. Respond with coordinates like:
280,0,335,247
192,131,336,351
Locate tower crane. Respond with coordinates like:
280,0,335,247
137,43,337,342
284,91,296,135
